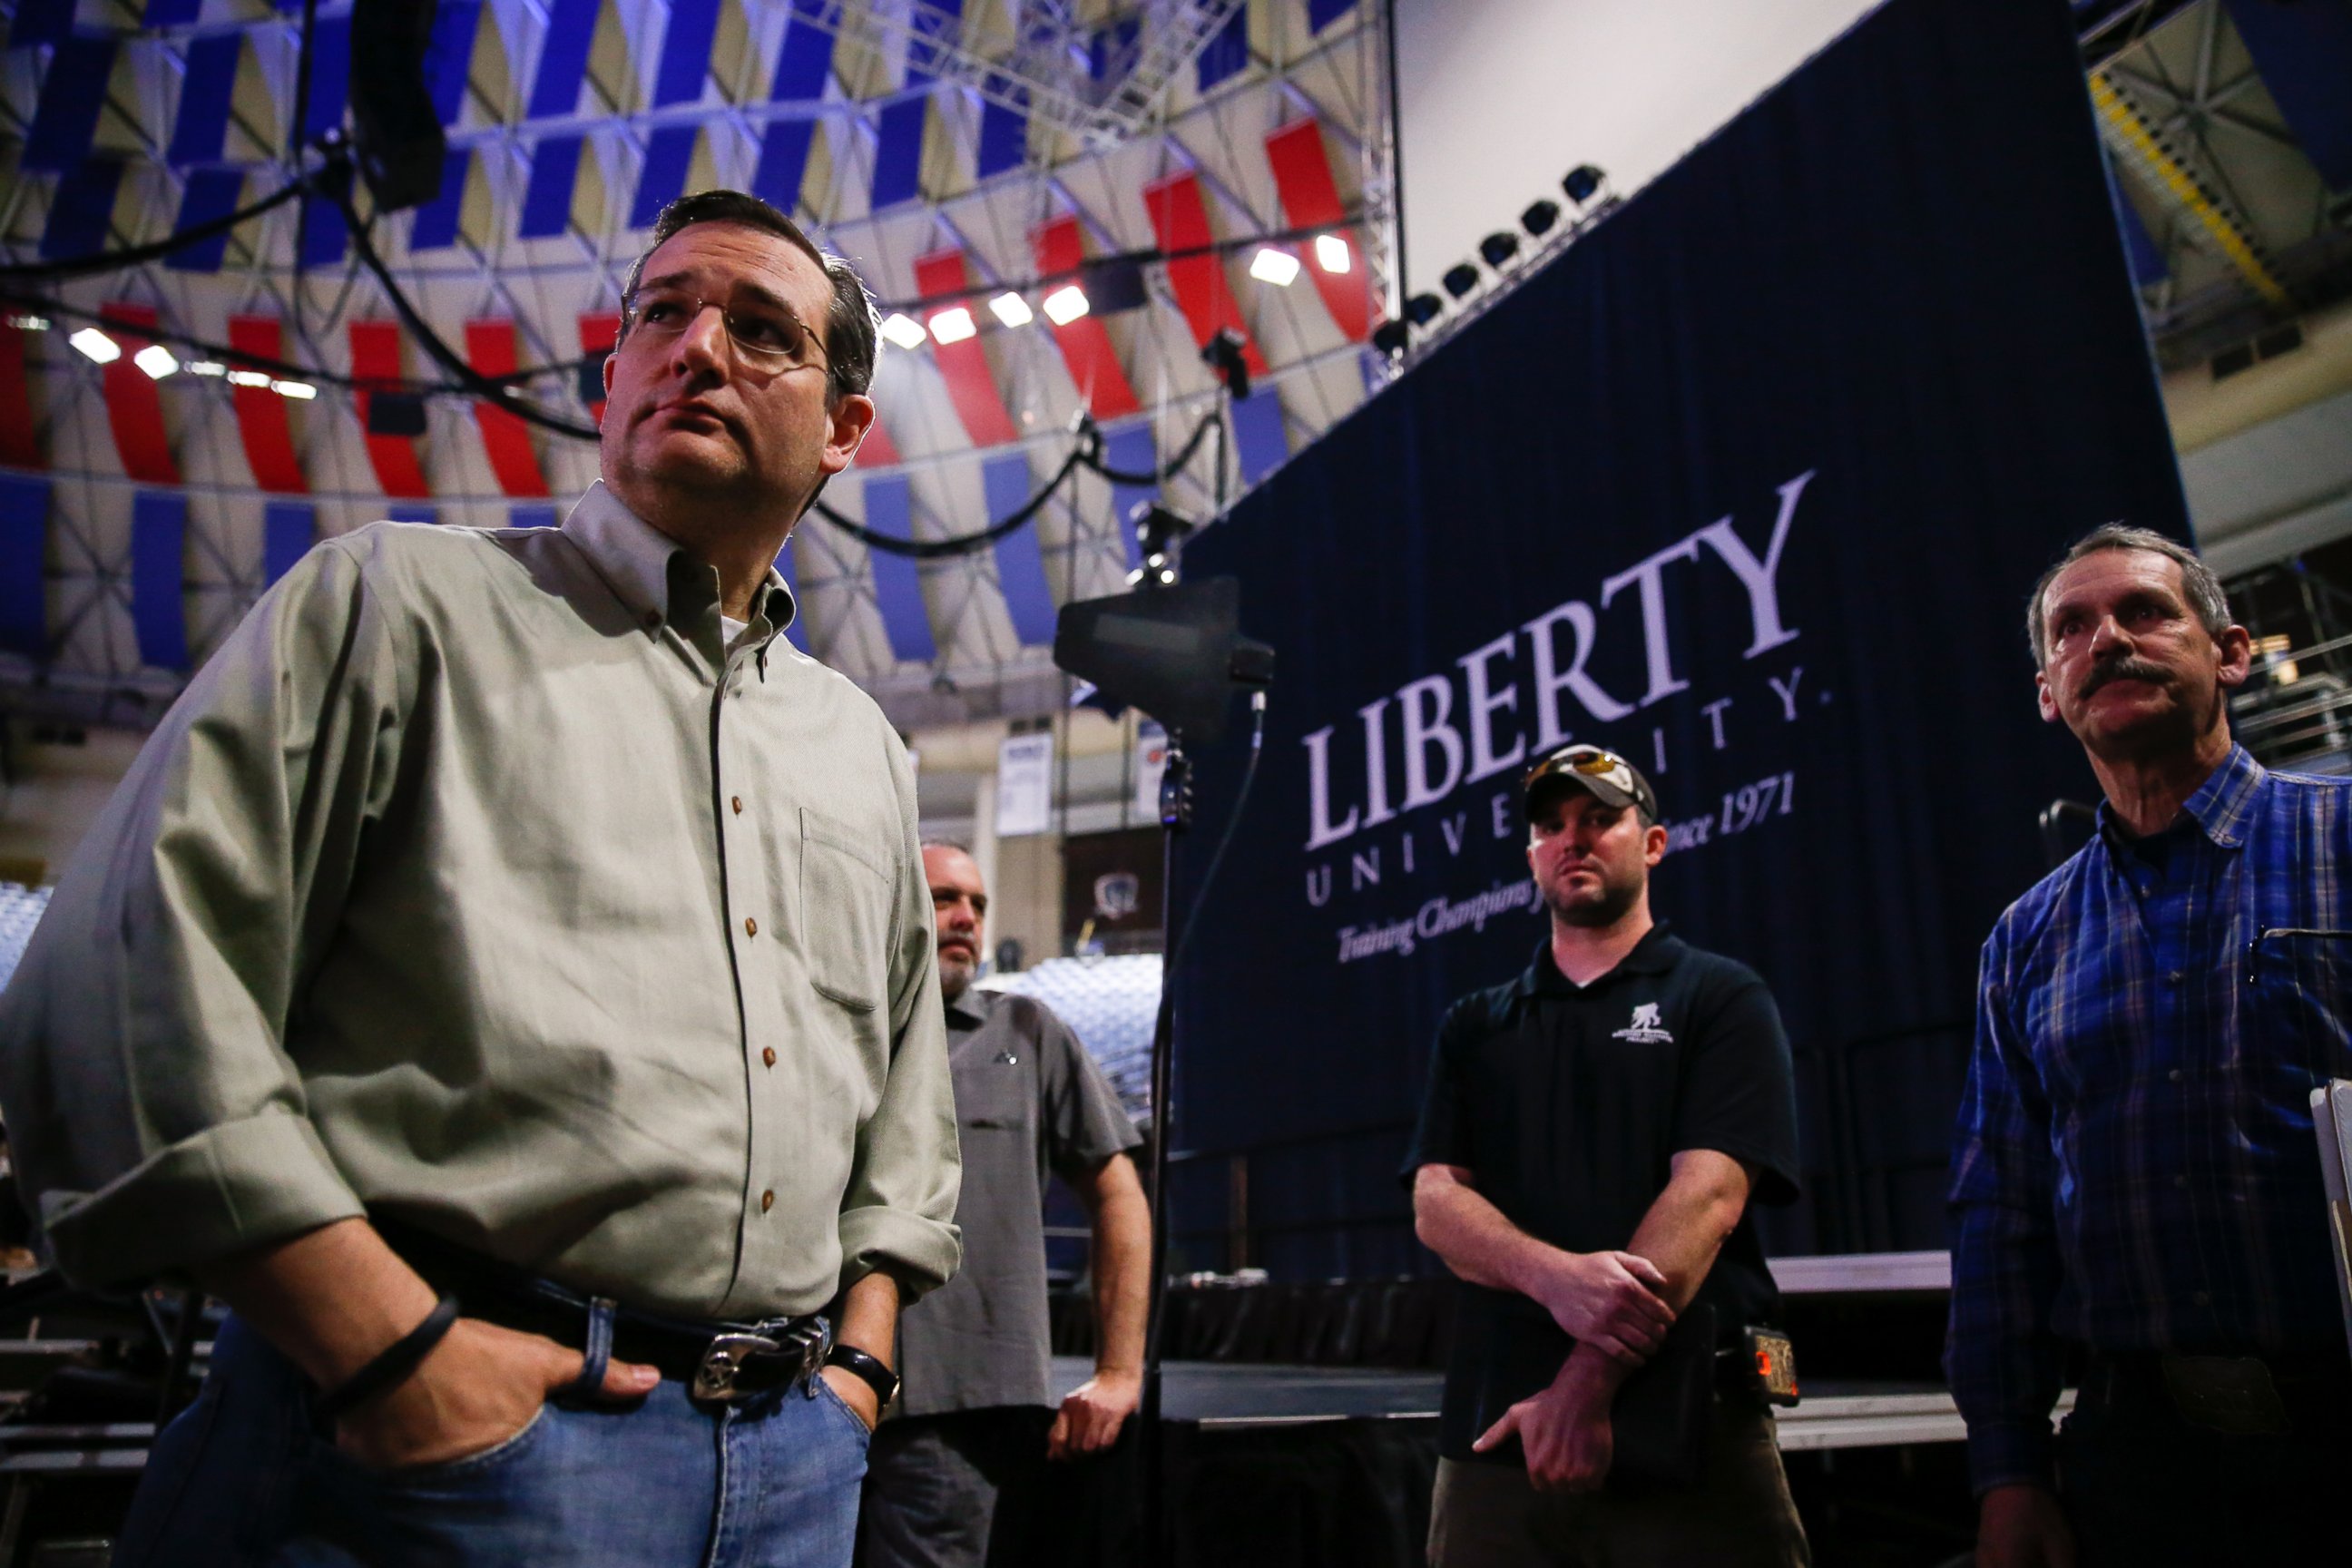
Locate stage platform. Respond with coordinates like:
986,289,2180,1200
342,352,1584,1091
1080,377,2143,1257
1053,1356,2071,1452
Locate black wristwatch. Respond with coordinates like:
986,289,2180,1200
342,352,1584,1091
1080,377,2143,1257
824,1343,899,1406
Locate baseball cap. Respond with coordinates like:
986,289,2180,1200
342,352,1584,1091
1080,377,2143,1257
1523,743,1660,826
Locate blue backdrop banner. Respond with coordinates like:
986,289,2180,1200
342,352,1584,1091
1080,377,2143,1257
1171,0,2189,1275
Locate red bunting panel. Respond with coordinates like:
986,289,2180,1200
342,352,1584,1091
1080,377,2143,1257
0,324,42,469
1031,215,1140,419
100,304,180,485
465,319,550,498
914,249,1017,446
1142,171,1266,376
348,321,432,499
1264,119,1374,341
855,416,902,468
226,317,308,494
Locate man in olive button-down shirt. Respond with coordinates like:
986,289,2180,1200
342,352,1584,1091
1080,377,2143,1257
0,191,958,1566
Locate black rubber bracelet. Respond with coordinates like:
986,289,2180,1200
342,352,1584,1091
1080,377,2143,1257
315,1294,462,1423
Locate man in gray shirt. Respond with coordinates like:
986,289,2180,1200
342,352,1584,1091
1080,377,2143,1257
858,842,1149,1567
0,191,958,1567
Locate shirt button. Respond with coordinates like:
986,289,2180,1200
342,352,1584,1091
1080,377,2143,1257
2169,1068,2183,1083
762,1047,776,1068
760,1190,775,1213
731,796,744,815
744,916,758,936
2164,971,2183,985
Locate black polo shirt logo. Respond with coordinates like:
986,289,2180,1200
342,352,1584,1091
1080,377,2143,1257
1612,1002,1674,1044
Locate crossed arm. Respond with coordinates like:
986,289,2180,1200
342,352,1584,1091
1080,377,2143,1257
1412,1148,1757,1492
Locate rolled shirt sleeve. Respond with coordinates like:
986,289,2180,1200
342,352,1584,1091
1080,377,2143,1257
0,542,397,1288
1945,926,2069,1494
832,732,963,1303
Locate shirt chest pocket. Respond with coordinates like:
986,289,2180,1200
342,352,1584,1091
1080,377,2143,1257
799,808,893,1013
954,1060,1032,1132
2244,933,2352,1076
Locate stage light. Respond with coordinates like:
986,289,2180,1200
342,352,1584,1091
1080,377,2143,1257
227,368,270,387
1369,319,1410,356
185,360,227,377
272,379,318,400
5,314,49,331
134,345,181,379
69,328,121,364
988,291,1034,328
879,312,928,349
1522,200,1561,237
1404,293,1443,327
1479,231,1520,269
1442,262,1479,299
928,306,976,345
1250,247,1301,286
1314,233,1351,273
1200,327,1250,400
1563,163,1606,204
1135,503,1196,565
1043,284,1091,325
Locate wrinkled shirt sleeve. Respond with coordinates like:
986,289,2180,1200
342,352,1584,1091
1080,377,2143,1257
830,734,962,1303
0,541,401,1289
1946,923,2067,1494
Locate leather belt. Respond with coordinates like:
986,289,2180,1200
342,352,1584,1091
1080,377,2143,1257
371,1218,828,1405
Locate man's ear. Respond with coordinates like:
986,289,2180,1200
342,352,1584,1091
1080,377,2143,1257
2214,624,2254,691
1644,822,1669,866
2036,668,2061,725
824,393,877,475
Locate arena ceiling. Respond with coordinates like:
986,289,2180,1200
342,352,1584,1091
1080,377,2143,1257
0,0,1388,731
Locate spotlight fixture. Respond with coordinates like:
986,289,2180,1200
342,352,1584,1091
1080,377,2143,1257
1042,284,1091,325
367,391,429,436
928,306,977,345
1249,247,1301,286
272,379,318,400
1314,233,1351,274
134,345,181,379
878,312,928,349
1521,199,1561,237
988,291,1034,328
1442,262,1480,299
1369,319,1411,356
1563,163,1606,205
227,368,271,388
1404,292,1443,327
5,314,50,331
185,360,227,377
1200,326,1250,400
1479,231,1520,269
68,328,121,364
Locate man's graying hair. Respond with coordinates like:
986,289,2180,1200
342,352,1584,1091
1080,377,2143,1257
617,190,879,407
2025,524,2233,669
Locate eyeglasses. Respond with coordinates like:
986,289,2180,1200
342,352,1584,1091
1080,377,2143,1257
623,289,828,374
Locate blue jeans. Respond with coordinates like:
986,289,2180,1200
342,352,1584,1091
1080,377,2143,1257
113,1310,870,1567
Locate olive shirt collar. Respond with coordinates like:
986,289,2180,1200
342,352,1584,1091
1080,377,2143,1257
561,480,799,658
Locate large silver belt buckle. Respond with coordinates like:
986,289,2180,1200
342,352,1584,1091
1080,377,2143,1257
692,1332,779,1404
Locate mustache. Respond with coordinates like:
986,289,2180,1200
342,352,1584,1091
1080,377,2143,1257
2077,656,2172,701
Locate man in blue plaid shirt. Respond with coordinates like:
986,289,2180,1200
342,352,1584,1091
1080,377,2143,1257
1949,524,2352,1568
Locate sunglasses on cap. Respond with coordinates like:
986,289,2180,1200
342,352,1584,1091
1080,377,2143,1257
1522,743,1657,822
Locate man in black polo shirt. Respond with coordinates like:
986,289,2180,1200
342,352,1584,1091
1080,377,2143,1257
1406,743,1808,1568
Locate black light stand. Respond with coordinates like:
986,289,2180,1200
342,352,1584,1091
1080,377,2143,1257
1053,568,1271,1568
